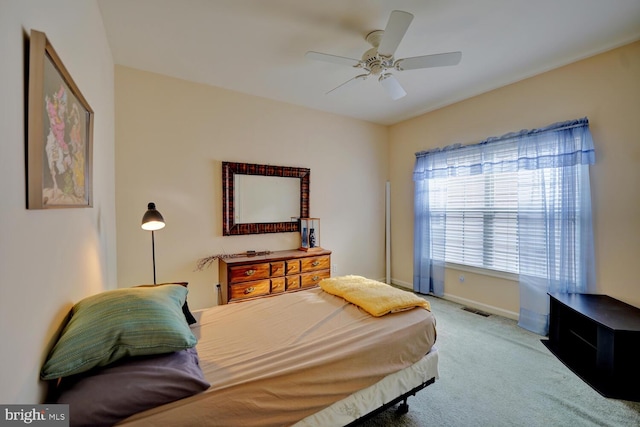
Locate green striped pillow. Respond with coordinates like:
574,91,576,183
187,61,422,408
41,285,197,380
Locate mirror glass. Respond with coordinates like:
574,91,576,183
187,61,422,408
222,162,310,235
234,175,300,223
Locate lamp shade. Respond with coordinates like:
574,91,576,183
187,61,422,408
141,202,165,231
378,73,406,100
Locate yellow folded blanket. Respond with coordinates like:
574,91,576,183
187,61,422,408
319,275,430,317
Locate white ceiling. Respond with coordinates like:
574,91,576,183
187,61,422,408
97,0,640,125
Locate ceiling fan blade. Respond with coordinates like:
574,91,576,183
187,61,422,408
326,74,368,95
378,73,406,100
305,51,362,67
377,10,414,57
395,51,462,71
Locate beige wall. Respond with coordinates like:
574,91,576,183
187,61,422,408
114,66,389,308
1,0,637,403
0,0,116,403
389,41,640,316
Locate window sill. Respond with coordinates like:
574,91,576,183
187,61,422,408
445,262,518,282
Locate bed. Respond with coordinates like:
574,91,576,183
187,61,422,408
43,277,438,426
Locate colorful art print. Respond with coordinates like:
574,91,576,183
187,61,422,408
27,30,93,209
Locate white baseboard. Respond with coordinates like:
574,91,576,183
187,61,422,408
390,277,518,320
390,278,412,289
442,293,519,320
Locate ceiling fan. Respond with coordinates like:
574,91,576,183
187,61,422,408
305,10,462,100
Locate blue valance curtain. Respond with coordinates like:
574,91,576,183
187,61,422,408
413,118,596,335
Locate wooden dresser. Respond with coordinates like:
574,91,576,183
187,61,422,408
218,249,331,304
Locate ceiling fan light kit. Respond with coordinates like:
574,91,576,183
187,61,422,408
306,10,462,100
379,73,406,100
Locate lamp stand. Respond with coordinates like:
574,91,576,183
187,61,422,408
151,230,157,285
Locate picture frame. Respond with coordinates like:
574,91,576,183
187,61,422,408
27,30,94,209
222,162,310,235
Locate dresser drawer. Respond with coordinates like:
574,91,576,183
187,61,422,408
229,263,270,283
286,260,301,275
228,280,271,301
286,275,300,290
301,256,330,272
271,261,285,277
301,270,330,288
271,278,285,294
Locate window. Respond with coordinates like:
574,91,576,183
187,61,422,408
427,164,587,278
413,118,596,334
428,169,520,274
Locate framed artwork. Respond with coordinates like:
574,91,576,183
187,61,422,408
27,30,94,209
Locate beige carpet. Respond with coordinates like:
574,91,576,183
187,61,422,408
360,295,640,427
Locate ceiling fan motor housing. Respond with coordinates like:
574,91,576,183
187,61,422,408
363,30,393,75
362,48,394,75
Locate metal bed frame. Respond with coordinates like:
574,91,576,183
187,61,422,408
345,377,436,426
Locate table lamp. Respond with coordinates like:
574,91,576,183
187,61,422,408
141,202,165,284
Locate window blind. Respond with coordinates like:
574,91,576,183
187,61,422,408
428,162,586,277
429,170,519,274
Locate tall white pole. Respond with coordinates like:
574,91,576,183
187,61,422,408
386,181,391,284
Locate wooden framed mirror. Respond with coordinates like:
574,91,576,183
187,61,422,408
222,162,310,235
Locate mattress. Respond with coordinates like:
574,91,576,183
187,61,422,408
294,348,439,426
118,287,437,427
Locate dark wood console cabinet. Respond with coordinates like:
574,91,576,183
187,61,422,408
543,293,640,401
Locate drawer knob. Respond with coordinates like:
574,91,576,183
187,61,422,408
244,287,255,294
312,275,319,281
312,261,320,267
245,269,256,276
